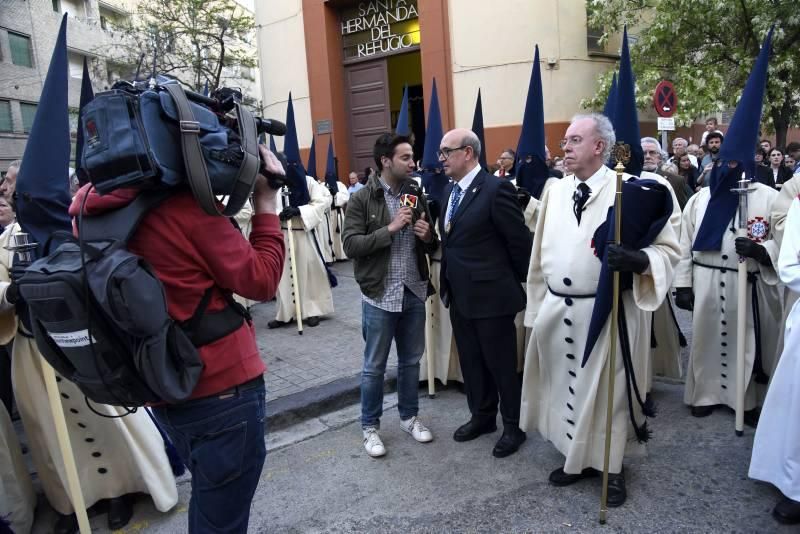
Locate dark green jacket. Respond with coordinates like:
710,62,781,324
342,175,439,300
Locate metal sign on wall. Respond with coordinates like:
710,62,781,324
340,0,420,60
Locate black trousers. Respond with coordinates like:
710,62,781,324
449,307,521,427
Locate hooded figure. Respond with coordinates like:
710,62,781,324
3,15,177,533
307,136,334,264
515,45,557,231
324,138,350,261
419,78,463,387
675,28,781,422
269,93,334,329
471,89,489,172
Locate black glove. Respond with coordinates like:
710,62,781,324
606,244,649,274
279,206,301,221
734,237,771,266
6,263,28,306
9,263,28,283
5,281,20,305
674,287,694,311
516,187,532,209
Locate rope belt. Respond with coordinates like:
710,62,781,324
691,259,768,383
546,285,596,299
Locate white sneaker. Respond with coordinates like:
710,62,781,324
401,416,434,443
363,427,386,457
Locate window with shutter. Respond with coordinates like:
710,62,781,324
9,32,33,68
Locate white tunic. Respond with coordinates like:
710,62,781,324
275,176,335,322
330,181,349,261
749,197,800,500
0,402,35,534
676,184,782,410
0,224,178,516
770,176,800,364
520,167,680,475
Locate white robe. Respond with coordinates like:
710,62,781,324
233,199,256,310
330,181,349,261
0,402,35,534
770,176,800,365
0,223,178,516
676,183,782,411
275,176,335,322
520,167,680,475
749,197,800,500
640,170,685,391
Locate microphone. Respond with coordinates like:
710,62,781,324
255,117,287,136
399,182,420,225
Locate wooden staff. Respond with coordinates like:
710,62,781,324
731,174,753,436
281,187,304,335
599,149,626,525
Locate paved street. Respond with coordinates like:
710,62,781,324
27,259,789,533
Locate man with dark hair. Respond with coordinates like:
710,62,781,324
761,139,773,154
698,131,724,186
787,142,800,174
439,128,532,458
343,133,439,458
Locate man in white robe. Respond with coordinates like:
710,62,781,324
749,195,800,525
674,180,781,422
269,176,335,328
0,402,35,534
0,222,178,533
769,174,800,364
520,114,680,507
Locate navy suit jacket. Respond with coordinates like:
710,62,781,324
439,169,532,319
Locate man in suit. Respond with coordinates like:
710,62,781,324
438,128,532,458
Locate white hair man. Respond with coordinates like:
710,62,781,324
520,114,680,507
668,137,698,168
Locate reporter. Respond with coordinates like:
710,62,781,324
70,144,286,533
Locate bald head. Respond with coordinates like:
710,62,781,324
439,128,481,181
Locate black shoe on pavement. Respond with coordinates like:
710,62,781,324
305,316,321,327
107,496,134,530
773,496,800,524
548,467,599,487
267,319,290,329
691,405,714,418
453,418,497,442
607,469,627,507
492,427,526,458
54,513,78,534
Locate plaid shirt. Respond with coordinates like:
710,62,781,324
362,180,428,312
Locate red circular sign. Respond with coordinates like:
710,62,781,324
653,80,677,118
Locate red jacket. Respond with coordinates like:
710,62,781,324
70,186,285,399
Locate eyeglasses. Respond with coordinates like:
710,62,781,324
498,156,514,160
437,145,468,160
559,136,584,149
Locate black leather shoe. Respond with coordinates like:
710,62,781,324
305,316,321,327
54,513,78,534
548,467,599,487
744,408,760,428
691,405,714,417
773,496,800,524
607,469,627,507
492,427,526,458
267,319,290,329
453,418,497,442
107,496,134,530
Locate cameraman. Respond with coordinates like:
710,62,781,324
71,145,286,532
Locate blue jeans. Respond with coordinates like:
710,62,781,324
361,289,426,428
152,382,267,533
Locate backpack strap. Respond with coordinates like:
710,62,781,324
80,189,174,244
162,83,260,218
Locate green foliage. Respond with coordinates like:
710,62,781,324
119,0,256,92
583,0,800,146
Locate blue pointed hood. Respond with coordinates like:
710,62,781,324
74,57,94,185
283,92,310,207
420,79,448,212
693,26,774,251
324,138,340,191
471,89,489,171
609,27,643,177
603,72,617,119
396,84,411,136
515,45,550,199
16,14,72,258
306,136,318,179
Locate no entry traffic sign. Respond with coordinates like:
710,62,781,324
653,80,677,118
